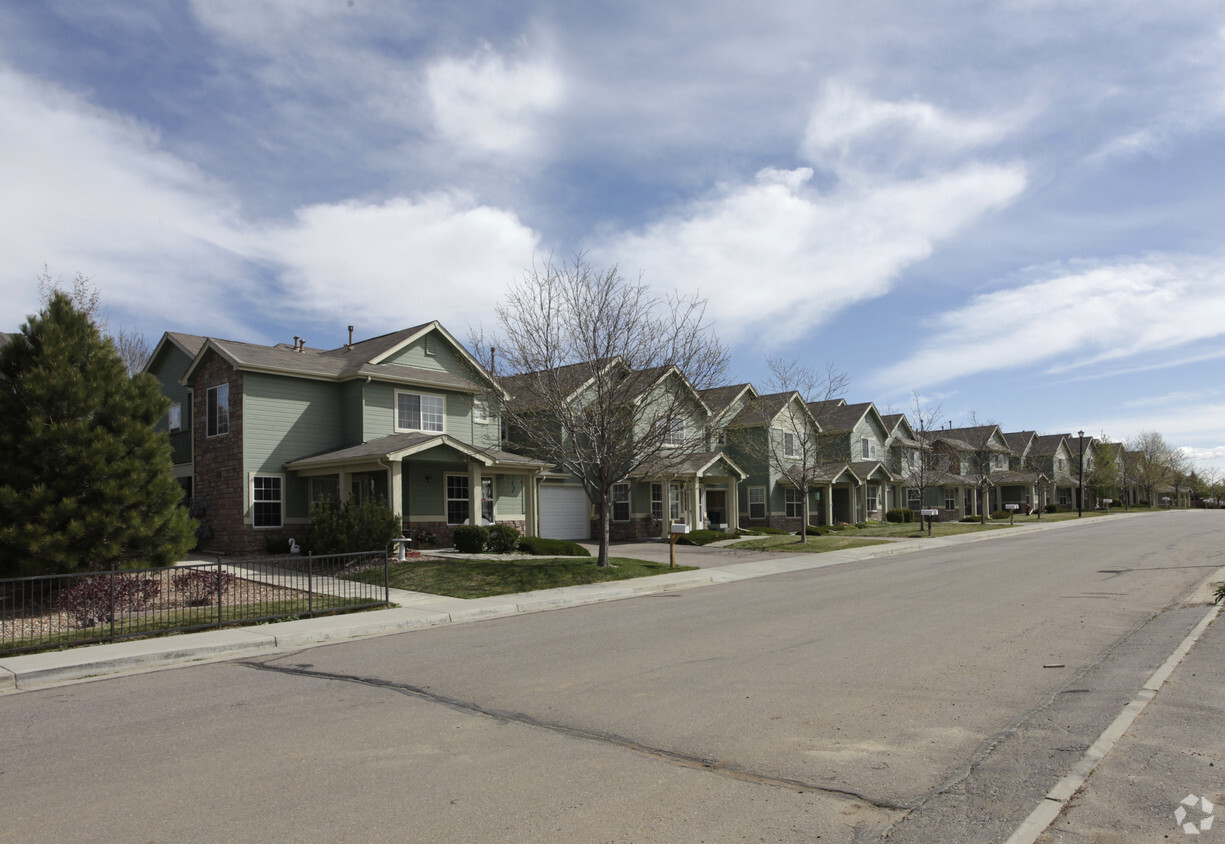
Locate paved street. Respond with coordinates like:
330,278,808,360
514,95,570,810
2,512,1222,842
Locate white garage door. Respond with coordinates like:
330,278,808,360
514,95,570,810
539,486,590,540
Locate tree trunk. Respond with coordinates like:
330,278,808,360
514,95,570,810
800,490,809,544
597,496,611,568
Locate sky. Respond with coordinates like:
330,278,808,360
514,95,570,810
3,1,1225,475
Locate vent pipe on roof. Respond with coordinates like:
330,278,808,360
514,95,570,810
293,335,300,351
298,338,305,352
347,325,354,349
490,346,496,375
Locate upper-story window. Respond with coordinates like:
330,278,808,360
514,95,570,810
861,437,876,460
784,432,799,458
665,419,685,447
168,402,182,432
396,391,445,433
1057,457,1067,474
473,399,491,424
994,454,1006,469
206,384,229,437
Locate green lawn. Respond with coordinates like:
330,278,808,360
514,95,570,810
727,534,892,552
853,521,1013,537
349,556,697,599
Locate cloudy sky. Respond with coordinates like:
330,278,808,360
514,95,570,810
3,1,1225,473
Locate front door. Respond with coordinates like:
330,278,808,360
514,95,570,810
706,490,726,527
481,477,495,524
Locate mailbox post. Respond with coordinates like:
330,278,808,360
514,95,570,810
920,508,939,536
668,522,690,568
1005,503,1019,525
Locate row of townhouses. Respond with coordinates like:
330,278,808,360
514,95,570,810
144,322,1182,555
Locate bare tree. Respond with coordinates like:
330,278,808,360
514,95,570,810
474,254,728,567
113,327,152,376
898,391,951,525
1166,447,1194,508
1128,430,1173,506
731,358,848,543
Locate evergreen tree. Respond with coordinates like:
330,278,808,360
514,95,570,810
0,292,195,576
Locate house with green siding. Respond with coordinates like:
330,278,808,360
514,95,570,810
146,322,547,554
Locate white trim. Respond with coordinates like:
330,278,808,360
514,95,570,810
394,389,446,434
748,485,767,520
445,472,470,525
612,482,631,522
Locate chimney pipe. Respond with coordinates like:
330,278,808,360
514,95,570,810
348,325,354,348
490,346,496,374
293,335,300,351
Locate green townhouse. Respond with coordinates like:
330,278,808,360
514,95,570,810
146,322,548,554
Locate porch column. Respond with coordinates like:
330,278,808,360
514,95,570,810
468,462,483,524
388,460,403,521
825,483,834,525
524,474,538,535
339,469,351,503
691,479,701,529
728,476,739,532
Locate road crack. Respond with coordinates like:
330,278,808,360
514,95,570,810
239,658,906,813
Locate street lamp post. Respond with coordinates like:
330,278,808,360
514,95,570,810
1077,429,1085,518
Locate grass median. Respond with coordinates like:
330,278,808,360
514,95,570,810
727,534,893,552
349,556,697,599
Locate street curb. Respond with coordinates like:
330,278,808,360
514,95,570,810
0,510,1179,693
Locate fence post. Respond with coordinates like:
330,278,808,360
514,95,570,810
108,570,116,642
216,562,223,628
384,552,390,605
307,553,313,615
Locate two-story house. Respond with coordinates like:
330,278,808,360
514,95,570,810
147,322,548,554
929,425,1014,518
811,401,895,522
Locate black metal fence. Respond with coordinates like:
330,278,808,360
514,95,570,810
0,551,390,656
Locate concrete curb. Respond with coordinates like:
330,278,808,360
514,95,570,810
0,510,1175,693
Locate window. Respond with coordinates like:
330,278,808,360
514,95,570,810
397,391,445,433
866,489,878,512
861,438,876,460
168,403,182,432
473,400,491,424
482,477,495,523
994,454,1006,469
749,486,766,520
670,483,683,522
447,475,470,524
908,450,919,469
945,492,956,511
1058,488,1071,506
665,419,685,447
1057,457,1066,474
613,482,630,521
907,489,922,509
785,488,803,518
206,384,229,437
252,475,282,528
310,477,339,504
716,428,727,446
784,432,798,458
651,483,663,521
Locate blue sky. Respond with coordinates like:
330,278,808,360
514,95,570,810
3,2,1225,474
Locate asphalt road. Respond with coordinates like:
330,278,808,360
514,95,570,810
3,512,1221,843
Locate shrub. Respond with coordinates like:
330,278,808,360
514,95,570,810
990,510,1011,520
1044,504,1058,513
678,529,739,546
60,574,161,629
408,528,438,546
517,536,590,556
309,497,402,555
172,568,237,606
797,524,826,536
885,508,914,523
452,524,489,553
486,523,521,554
747,526,787,535
827,522,851,531
855,522,868,529
960,515,980,522
264,536,291,555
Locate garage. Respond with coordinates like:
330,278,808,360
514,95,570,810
539,485,590,540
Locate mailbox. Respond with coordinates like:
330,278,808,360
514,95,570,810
669,523,690,534
919,509,939,517
1005,504,1020,511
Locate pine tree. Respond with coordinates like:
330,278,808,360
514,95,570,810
0,292,195,576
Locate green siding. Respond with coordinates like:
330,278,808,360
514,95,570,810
495,474,525,517
382,331,468,377
148,343,194,466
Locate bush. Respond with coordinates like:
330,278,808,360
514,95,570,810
990,510,1011,520
1044,504,1058,513
855,522,868,529
797,524,826,536
264,536,291,555
172,568,237,607
885,508,914,523
960,515,980,522
746,526,787,535
452,524,489,553
517,536,590,556
309,497,402,555
486,523,521,554
59,574,161,629
678,529,739,546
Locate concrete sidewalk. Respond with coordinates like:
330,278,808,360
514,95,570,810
0,513,1129,693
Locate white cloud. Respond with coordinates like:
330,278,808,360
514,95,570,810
250,193,540,335
871,256,1225,391
594,161,1026,346
425,45,564,156
801,82,1019,176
